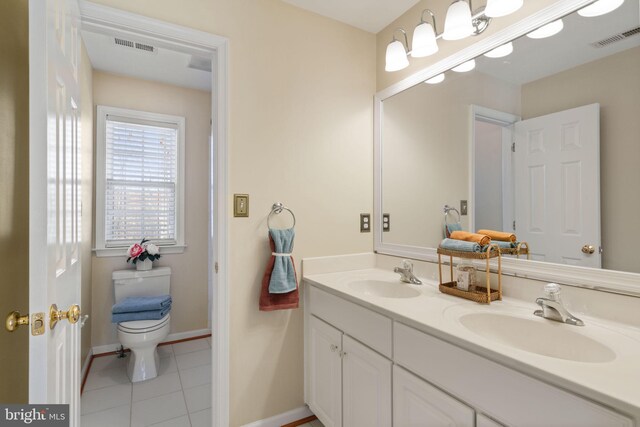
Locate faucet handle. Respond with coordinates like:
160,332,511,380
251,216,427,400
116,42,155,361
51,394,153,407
401,259,413,271
544,283,561,301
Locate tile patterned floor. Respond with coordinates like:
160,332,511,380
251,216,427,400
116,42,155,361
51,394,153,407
81,337,212,427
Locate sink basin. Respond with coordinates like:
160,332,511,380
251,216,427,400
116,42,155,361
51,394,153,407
348,280,420,299
459,313,616,363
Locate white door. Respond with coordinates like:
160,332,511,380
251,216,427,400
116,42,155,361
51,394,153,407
514,104,601,267
477,413,505,427
308,316,343,427
393,365,474,427
29,0,82,424
342,336,391,427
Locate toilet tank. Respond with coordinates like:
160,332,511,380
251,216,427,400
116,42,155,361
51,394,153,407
112,267,171,304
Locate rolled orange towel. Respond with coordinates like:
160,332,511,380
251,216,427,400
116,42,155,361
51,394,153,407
449,231,491,246
477,229,517,243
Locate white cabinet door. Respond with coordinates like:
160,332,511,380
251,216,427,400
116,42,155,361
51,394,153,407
478,413,504,427
309,316,343,427
393,365,474,427
342,336,392,427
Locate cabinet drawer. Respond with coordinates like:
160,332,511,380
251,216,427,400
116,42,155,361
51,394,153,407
394,322,633,427
308,286,392,358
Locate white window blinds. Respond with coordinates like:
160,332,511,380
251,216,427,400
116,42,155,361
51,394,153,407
104,115,179,247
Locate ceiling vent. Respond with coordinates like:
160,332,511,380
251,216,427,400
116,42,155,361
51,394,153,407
590,26,640,48
114,37,157,54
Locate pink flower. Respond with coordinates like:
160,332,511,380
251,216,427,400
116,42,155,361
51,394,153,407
128,243,144,259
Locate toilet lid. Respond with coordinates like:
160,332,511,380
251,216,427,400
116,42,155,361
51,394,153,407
118,314,170,332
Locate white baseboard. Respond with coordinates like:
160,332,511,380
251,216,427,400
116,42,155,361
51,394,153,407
81,348,93,384
241,406,313,427
92,328,211,356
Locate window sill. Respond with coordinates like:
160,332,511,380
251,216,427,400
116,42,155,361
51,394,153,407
93,245,187,258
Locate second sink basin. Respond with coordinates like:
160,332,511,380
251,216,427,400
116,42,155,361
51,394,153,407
459,312,616,363
348,280,421,299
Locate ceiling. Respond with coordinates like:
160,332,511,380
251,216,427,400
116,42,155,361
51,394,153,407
280,0,420,33
476,0,640,85
82,30,212,91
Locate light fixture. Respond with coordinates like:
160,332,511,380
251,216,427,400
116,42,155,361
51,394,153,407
385,1,520,72
485,0,524,17
452,59,476,72
443,0,474,40
578,0,624,17
483,41,514,58
425,73,446,84
526,19,564,39
411,9,439,58
385,29,409,72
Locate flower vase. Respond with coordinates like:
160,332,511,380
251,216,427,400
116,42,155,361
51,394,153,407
136,258,153,271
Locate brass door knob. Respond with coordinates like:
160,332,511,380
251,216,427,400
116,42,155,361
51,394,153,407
6,311,29,332
49,304,81,330
581,245,596,254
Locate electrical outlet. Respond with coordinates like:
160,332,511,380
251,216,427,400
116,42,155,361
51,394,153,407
383,213,390,232
460,200,468,216
360,214,371,233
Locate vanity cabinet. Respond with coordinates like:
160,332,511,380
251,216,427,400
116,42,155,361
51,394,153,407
305,284,634,427
393,365,474,427
307,315,391,427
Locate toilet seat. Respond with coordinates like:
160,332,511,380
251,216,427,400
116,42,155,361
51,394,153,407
117,314,170,334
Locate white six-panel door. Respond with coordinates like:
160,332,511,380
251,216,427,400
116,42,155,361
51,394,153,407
29,0,82,424
514,104,601,267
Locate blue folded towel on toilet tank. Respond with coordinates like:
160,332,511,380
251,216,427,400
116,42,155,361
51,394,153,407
269,228,296,294
112,295,172,314
440,238,482,253
112,306,171,324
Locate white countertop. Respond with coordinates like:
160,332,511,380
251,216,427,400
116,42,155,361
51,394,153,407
303,268,640,421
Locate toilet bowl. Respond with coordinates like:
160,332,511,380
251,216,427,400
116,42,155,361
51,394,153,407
113,267,172,383
117,314,171,382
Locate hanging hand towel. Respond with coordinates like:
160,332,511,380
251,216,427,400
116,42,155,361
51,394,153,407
259,228,299,311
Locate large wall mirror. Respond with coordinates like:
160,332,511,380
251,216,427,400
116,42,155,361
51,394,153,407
375,0,640,292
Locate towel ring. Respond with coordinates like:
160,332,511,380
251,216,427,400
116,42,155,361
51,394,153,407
443,205,460,226
268,203,296,229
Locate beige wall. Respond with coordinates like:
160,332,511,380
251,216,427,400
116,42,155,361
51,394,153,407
80,43,94,366
376,0,562,91
91,72,211,347
87,1,376,424
521,46,640,273
382,72,520,247
0,0,29,404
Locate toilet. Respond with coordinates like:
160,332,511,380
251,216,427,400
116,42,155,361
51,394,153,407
113,267,172,382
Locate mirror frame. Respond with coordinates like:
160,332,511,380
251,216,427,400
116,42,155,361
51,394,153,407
374,0,640,296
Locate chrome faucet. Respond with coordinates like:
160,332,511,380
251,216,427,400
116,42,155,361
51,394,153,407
534,283,584,326
394,260,422,285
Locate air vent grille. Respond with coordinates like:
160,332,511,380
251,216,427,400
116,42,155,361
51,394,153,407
591,26,640,48
113,37,157,54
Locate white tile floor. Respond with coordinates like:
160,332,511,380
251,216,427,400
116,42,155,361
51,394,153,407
81,337,212,427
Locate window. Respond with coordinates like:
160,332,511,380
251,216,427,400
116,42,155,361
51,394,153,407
95,106,185,256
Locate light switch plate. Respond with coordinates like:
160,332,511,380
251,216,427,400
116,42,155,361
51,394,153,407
234,194,249,217
460,200,468,216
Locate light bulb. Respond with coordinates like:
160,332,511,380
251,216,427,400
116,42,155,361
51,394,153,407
485,0,524,17
578,0,624,17
452,59,476,72
443,1,474,41
411,22,439,58
385,39,409,72
526,19,564,39
484,42,514,58
425,73,446,84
